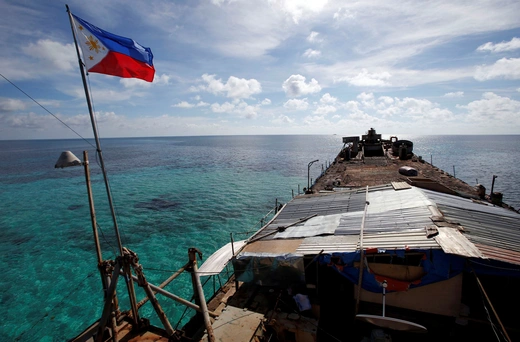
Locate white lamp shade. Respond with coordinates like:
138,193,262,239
55,151,81,168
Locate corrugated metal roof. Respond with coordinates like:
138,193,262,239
233,185,520,266
421,189,520,254
250,190,366,242
473,244,520,266
272,186,434,237
296,235,359,254
361,230,440,250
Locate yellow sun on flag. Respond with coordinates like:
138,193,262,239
86,35,101,54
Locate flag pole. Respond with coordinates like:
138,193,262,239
65,4,125,258
66,4,141,326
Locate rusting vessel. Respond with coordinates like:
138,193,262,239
69,128,520,342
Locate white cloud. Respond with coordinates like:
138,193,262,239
198,74,262,99
458,92,520,123
344,100,361,112
333,7,355,21
339,69,392,87
303,49,321,58
225,76,262,98
21,40,76,72
320,93,337,104
178,97,211,108
314,105,336,115
120,77,155,88
477,37,520,53
57,111,123,129
307,31,322,43
211,101,235,113
390,97,453,121
173,101,194,108
211,0,227,5
153,74,171,86
261,98,271,105
0,111,52,129
88,88,145,103
63,86,147,105
303,114,333,127
271,115,294,124
444,91,464,98
378,96,394,105
270,0,328,24
283,98,309,110
0,98,27,112
282,75,321,97
235,101,259,118
210,99,259,118
345,93,454,122
357,92,375,108
474,58,520,81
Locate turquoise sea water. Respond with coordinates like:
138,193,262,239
1,134,519,341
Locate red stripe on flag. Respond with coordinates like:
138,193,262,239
88,51,155,82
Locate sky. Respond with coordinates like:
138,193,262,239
1,0,520,140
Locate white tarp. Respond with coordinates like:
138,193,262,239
273,213,343,239
198,240,247,275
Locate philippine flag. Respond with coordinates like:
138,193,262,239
71,14,155,82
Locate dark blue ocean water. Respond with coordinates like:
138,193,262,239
0,134,518,341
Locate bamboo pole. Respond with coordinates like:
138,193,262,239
83,150,119,340
136,262,190,309
192,257,215,342
187,248,215,341
126,273,218,317
97,261,122,341
133,264,174,336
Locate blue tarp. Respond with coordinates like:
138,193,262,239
318,249,466,293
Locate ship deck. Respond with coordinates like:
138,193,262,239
312,149,480,199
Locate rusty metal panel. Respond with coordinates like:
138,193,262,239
474,244,520,266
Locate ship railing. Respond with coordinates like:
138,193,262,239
310,159,333,190
177,202,282,322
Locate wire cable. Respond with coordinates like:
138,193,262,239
0,73,95,148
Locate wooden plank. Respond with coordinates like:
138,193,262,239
392,181,411,190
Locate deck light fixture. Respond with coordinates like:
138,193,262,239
55,151,82,168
